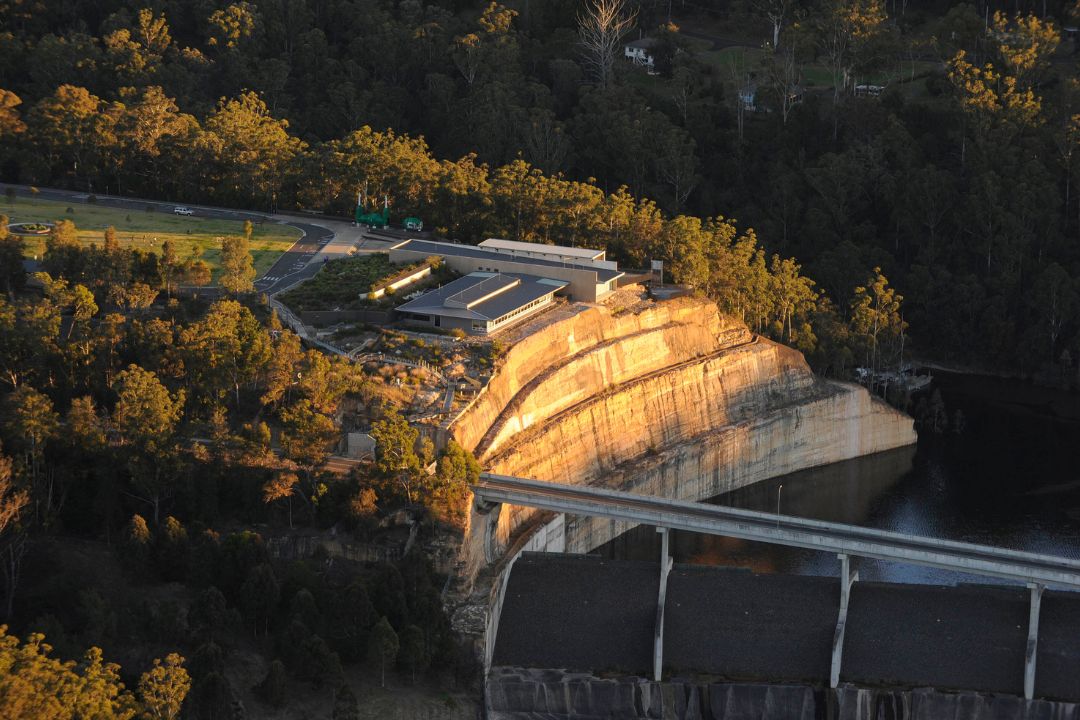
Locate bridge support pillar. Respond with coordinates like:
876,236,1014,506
1024,582,1044,700
479,502,502,565
653,527,673,682
830,553,859,689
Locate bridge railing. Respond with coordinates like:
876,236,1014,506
473,472,1080,589
472,472,1080,699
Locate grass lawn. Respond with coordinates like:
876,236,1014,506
684,32,942,90
1,196,301,281
702,45,768,74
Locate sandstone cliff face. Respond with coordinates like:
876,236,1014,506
453,297,752,456
453,294,916,568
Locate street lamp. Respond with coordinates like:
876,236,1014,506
776,484,783,528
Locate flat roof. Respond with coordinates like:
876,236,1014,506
445,273,520,309
396,272,568,322
479,238,605,261
391,239,623,283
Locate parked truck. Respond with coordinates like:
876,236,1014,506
403,216,423,232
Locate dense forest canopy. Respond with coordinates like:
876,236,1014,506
1,0,1080,374
1,1,1080,714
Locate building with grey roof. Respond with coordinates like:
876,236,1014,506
396,272,568,335
478,238,611,266
388,238,622,302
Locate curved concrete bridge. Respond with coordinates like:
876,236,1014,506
474,473,1080,702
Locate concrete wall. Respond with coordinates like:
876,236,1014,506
486,669,1080,720
369,264,432,299
299,309,394,326
453,295,915,579
451,296,750,455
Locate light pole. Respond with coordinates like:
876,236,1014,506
776,484,783,527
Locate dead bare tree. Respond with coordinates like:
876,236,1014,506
578,0,637,89
767,46,800,125
727,51,750,141
752,0,788,49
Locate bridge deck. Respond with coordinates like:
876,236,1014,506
474,473,1080,589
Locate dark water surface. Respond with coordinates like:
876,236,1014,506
595,372,1080,585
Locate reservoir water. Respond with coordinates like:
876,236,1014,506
595,371,1080,585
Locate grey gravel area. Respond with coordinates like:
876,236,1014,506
843,582,1029,695
492,553,659,674
664,565,838,682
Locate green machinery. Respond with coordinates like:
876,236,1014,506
355,191,390,228
353,191,422,231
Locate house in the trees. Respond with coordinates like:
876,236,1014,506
624,37,658,68
739,80,758,112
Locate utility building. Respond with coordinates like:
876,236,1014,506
388,238,623,302
478,238,611,267
395,272,567,335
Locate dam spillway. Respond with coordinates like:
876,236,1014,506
487,553,1080,717
452,292,917,574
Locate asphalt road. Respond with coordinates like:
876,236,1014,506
6,184,272,223
4,184,343,294
253,222,334,295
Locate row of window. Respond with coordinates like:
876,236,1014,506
491,294,551,328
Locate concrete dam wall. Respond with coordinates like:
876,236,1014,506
487,554,1080,714
453,294,917,572
487,669,1080,720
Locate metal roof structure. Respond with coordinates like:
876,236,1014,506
396,272,568,322
390,239,624,283
479,238,605,261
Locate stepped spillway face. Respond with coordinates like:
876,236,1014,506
454,294,917,573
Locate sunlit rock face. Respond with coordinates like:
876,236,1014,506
454,294,916,572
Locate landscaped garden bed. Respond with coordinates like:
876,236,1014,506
279,253,458,312
8,221,54,234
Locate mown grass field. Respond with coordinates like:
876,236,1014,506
1,196,301,280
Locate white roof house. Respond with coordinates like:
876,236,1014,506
624,37,658,68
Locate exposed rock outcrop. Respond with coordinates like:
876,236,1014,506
454,293,916,572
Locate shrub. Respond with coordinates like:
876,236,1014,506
119,514,153,577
